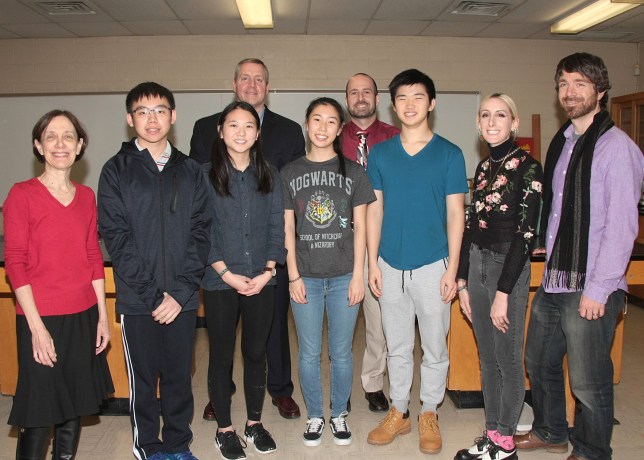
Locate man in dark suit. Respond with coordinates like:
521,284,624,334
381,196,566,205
190,58,304,420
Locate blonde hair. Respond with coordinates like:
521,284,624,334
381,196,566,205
480,93,519,120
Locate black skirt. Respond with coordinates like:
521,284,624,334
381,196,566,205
8,304,114,428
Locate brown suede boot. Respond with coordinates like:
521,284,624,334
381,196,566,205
367,407,411,445
418,411,442,454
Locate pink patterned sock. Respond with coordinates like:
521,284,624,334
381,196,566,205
496,434,515,450
486,430,500,443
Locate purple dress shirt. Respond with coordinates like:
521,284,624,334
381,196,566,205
544,124,644,303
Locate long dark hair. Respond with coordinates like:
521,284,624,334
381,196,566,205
305,97,346,177
209,101,273,196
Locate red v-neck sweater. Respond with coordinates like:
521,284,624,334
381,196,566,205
3,178,105,316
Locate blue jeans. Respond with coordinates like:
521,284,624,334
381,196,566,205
290,273,359,419
468,245,530,436
525,287,625,460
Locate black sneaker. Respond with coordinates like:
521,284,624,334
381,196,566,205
215,431,247,460
302,417,325,447
244,423,277,454
454,433,492,460
329,411,352,446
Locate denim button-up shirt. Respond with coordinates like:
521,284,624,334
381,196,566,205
201,163,286,291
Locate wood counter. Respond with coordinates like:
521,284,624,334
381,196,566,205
0,268,129,398
447,258,644,424
2,260,642,417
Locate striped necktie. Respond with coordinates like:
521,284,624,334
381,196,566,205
357,131,369,169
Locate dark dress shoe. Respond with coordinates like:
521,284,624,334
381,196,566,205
203,401,217,421
271,396,301,419
365,390,389,412
514,431,568,453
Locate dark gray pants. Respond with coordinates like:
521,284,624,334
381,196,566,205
467,244,530,436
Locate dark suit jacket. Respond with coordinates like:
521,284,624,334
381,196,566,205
189,106,305,170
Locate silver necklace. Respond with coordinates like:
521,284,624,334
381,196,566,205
488,147,519,188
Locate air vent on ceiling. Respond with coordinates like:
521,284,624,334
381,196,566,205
452,1,510,17
33,1,96,15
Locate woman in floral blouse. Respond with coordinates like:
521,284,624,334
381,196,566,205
454,93,543,460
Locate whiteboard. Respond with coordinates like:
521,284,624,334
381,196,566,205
0,90,480,203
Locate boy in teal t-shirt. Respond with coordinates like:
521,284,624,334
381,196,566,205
365,69,468,454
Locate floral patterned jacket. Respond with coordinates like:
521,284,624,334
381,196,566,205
457,147,543,294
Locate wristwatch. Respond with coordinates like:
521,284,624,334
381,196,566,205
263,266,277,277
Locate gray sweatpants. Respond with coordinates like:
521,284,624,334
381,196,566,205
378,257,451,414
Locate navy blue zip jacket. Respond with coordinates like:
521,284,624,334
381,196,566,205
98,139,212,315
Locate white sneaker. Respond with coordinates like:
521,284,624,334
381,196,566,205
454,433,492,460
481,442,517,460
302,417,325,447
329,411,352,446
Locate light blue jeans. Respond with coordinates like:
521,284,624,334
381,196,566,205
290,273,359,419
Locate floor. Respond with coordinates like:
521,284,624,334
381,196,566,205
1,303,643,460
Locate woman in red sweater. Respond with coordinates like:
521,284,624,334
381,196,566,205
3,110,113,460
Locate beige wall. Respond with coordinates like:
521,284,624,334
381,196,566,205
0,34,640,154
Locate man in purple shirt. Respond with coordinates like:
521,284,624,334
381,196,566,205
340,73,399,412
515,53,644,460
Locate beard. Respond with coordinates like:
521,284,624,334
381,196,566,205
348,103,376,119
561,92,599,120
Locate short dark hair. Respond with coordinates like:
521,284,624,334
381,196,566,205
125,81,175,113
388,69,436,103
234,58,269,83
32,110,88,163
346,73,378,96
555,52,611,109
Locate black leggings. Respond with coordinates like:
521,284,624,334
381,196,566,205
204,287,275,428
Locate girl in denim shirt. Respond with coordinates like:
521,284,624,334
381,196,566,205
202,101,285,460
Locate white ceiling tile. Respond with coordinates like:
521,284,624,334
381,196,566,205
248,19,307,34
373,0,452,21
499,0,591,22
182,19,246,35
273,0,309,19
164,0,238,20
2,22,76,37
364,20,428,36
1,0,49,23
421,20,490,37
476,22,544,39
93,0,177,21
310,0,381,20
307,19,369,35
122,20,190,36
61,21,132,37
0,26,21,38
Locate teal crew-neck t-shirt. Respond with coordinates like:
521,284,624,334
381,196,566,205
367,134,468,270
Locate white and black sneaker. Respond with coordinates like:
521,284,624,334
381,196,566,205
244,422,276,454
481,442,517,460
454,433,492,460
302,417,325,447
329,411,352,446
215,430,247,460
